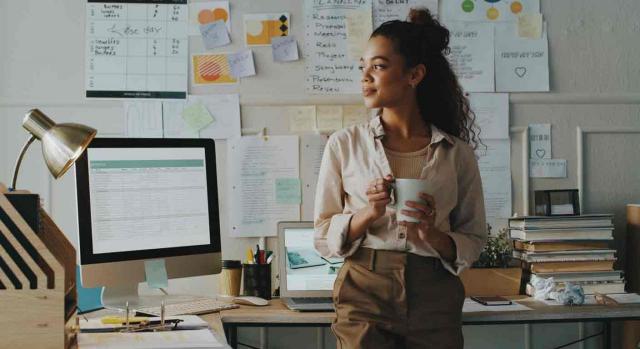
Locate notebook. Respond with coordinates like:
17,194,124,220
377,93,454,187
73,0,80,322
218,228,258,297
277,221,338,312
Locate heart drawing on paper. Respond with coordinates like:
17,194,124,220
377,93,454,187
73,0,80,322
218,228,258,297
535,149,546,158
515,67,527,78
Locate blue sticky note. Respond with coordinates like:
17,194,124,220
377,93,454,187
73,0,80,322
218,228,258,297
76,265,103,313
145,259,169,289
200,20,230,49
272,36,299,62
275,178,301,205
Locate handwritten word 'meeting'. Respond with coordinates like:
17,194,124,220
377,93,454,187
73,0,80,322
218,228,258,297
501,51,545,59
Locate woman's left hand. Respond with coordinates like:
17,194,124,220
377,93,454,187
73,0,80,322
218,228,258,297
398,192,444,242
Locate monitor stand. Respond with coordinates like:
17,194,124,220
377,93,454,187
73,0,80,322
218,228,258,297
101,283,206,311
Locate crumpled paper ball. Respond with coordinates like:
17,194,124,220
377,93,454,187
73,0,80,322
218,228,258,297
554,282,585,305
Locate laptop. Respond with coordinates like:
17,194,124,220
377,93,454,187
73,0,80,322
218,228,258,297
278,221,342,312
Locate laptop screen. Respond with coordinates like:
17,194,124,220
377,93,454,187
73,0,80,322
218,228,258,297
284,227,344,291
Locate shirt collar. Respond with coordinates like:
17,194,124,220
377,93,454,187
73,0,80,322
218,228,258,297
368,115,456,146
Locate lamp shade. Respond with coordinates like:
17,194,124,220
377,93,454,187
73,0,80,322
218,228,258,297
23,109,97,179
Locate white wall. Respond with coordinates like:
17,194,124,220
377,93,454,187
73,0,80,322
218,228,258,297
1,0,639,348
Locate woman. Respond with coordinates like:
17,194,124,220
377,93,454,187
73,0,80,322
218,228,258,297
313,8,487,349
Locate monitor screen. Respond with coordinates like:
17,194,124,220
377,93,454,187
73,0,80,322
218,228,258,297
284,227,343,291
76,138,221,271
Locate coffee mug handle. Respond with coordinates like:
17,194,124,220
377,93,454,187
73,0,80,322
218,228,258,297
387,182,397,208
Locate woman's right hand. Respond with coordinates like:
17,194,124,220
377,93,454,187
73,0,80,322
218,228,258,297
364,174,394,222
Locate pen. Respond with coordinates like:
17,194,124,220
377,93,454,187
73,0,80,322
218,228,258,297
255,244,260,264
161,300,165,326
266,254,274,264
247,248,254,264
259,250,266,264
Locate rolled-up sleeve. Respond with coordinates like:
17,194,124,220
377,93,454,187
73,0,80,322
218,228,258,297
440,147,488,275
313,137,363,258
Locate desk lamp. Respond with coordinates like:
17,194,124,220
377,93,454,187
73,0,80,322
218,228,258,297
10,109,97,190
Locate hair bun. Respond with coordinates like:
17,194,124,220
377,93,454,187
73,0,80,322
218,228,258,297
408,8,449,53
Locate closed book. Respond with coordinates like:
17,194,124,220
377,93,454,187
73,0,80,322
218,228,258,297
523,260,615,273
510,227,613,241
513,240,610,252
509,214,613,230
532,270,623,283
526,282,626,296
512,249,616,263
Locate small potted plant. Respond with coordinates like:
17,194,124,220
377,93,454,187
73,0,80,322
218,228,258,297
459,224,523,296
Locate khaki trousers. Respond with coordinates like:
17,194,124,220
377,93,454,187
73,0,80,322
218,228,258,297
332,248,465,349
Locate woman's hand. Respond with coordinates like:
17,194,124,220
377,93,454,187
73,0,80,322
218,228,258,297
364,175,394,222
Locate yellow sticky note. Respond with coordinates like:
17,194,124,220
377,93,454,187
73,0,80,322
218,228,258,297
518,13,543,39
342,105,369,127
288,106,316,132
181,103,214,131
345,10,372,61
316,105,343,131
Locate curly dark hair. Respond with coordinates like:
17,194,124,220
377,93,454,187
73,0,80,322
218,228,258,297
371,8,482,149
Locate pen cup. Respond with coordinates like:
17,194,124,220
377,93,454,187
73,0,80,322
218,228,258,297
242,263,271,300
219,260,242,297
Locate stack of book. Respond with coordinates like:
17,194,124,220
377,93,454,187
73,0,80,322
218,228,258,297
509,214,626,295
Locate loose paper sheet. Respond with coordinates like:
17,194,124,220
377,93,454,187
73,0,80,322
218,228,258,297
304,0,372,94
200,20,230,49
275,178,302,205
192,53,237,85
316,105,343,131
228,136,300,237
288,106,317,132
272,36,300,62
144,259,168,289
189,1,231,35
125,101,163,137
540,293,640,305
530,159,567,178
495,22,549,92
447,21,495,92
442,0,540,22
228,49,256,78
345,9,373,61
476,139,512,230
372,0,438,28
342,105,370,127
529,123,551,159
196,94,242,140
463,298,532,312
86,1,188,99
301,134,329,220
79,328,225,349
469,93,509,139
244,13,290,46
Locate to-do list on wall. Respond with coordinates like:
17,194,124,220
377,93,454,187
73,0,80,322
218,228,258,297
85,0,188,99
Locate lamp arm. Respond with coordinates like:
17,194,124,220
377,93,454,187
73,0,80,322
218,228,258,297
10,135,37,191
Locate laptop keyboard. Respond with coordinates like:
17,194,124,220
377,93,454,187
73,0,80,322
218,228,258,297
291,297,333,304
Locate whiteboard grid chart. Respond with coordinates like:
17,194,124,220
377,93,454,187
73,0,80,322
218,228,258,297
85,0,188,99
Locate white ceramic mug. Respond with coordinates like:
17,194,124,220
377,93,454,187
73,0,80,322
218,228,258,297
389,178,432,223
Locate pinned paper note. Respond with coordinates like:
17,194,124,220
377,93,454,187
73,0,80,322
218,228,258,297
342,105,369,127
244,13,290,46
193,54,237,84
272,36,299,62
448,21,495,92
200,20,230,49
518,13,543,38
163,101,200,138
316,105,343,131
529,123,551,159
345,9,372,61
144,259,168,289
182,102,214,131
189,1,231,35
275,178,302,205
229,49,256,78
529,159,567,178
288,106,317,132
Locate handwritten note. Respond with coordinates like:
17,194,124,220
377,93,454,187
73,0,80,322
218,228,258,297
144,259,168,289
476,139,512,229
86,1,188,99
200,20,230,49
447,21,495,92
181,102,214,131
272,36,299,62
228,49,256,78
468,93,509,139
529,123,551,159
288,106,317,132
345,9,372,61
373,0,438,28
304,0,372,94
275,178,302,205
530,159,567,178
495,22,549,92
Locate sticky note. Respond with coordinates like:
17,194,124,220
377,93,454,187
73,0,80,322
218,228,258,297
200,20,230,49
288,106,316,132
342,105,369,127
182,102,214,131
228,49,256,78
518,13,543,39
275,178,302,205
77,266,103,313
272,36,299,62
144,259,169,289
316,105,343,131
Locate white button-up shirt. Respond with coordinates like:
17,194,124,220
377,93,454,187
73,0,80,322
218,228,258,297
313,116,488,275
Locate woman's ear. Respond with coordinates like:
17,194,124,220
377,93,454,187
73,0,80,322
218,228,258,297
409,64,426,87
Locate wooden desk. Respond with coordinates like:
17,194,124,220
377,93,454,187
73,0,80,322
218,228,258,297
220,297,640,349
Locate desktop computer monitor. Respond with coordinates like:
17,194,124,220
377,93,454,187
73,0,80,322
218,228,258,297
75,138,221,308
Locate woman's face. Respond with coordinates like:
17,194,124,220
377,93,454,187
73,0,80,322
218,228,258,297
359,35,419,109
